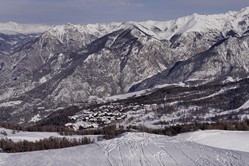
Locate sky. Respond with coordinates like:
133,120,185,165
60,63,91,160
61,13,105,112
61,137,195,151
0,0,249,25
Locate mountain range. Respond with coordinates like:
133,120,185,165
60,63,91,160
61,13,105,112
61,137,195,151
1,7,249,125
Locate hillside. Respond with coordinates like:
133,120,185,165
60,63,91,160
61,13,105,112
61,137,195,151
1,132,249,166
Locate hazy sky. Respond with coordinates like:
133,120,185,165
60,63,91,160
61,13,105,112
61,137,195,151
1,0,249,25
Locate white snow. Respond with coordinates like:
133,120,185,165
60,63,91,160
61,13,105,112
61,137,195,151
0,22,50,34
123,7,249,40
29,114,41,123
0,101,22,107
237,99,249,110
217,98,249,116
104,82,187,102
0,6,248,38
176,130,249,153
226,76,235,82
39,77,47,84
104,89,150,101
0,128,99,142
194,86,237,101
0,132,249,166
1,6,245,44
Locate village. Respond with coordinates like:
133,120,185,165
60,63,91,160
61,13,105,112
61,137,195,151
66,107,128,130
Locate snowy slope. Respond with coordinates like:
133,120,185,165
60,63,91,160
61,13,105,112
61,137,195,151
0,128,99,142
127,6,249,40
0,132,249,166
175,130,249,153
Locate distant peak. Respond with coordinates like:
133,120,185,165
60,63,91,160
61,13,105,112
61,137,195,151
239,6,249,15
6,21,18,25
240,6,249,12
0,22,50,35
189,13,203,21
192,13,200,17
122,22,136,29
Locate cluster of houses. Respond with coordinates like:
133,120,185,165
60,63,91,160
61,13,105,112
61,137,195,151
66,103,160,130
67,107,127,129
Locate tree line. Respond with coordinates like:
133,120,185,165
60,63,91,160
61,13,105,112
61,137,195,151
0,136,93,153
1,119,249,153
131,119,249,136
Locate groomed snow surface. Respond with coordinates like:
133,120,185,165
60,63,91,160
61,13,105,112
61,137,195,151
176,130,249,153
0,130,249,166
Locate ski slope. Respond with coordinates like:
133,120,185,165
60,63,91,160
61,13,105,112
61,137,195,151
175,130,249,153
0,132,249,166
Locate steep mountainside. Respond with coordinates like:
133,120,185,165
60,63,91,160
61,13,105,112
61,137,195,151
1,7,249,123
133,34,249,91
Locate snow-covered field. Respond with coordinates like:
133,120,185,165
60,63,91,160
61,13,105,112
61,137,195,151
175,130,249,152
0,128,100,142
0,131,249,166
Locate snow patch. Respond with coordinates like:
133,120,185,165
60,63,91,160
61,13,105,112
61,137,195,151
39,77,47,84
29,114,41,123
0,101,22,107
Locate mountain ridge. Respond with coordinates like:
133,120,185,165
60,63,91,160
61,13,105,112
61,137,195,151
2,6,249,36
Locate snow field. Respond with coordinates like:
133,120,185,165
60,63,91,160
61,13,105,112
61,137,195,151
0,132,249,166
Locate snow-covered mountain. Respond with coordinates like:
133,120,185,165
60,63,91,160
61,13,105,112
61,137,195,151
1,132,249,166
0,22,50,35
1,7,249,124
133,33,249,90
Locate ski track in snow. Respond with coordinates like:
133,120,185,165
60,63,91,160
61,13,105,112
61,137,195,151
0,132,249,166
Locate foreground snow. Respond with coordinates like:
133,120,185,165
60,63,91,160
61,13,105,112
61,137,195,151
0,132,249,166
0,128,100,142
175,130,249,153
